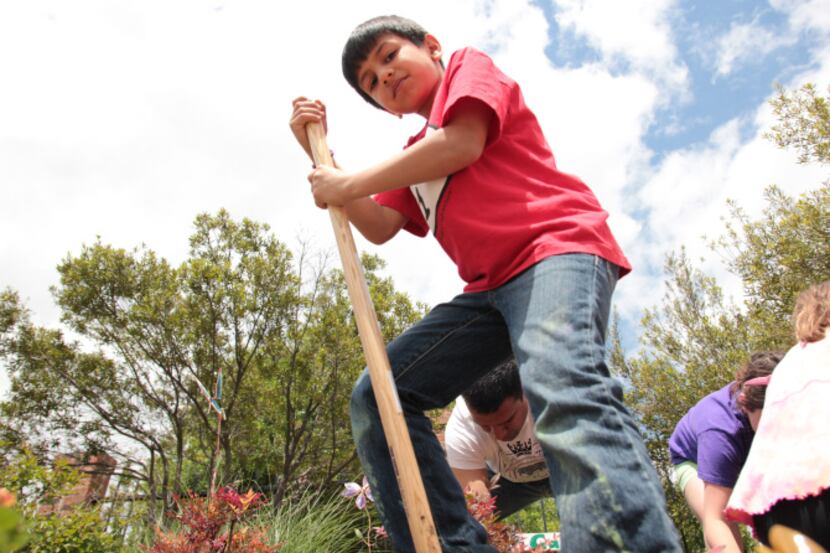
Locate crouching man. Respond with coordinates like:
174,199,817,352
445,359,551,518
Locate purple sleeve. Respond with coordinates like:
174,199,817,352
696,429,743,488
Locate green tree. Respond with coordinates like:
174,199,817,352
1,210,427,517
716,184,830,348
223,250,427,506
0,447,121,553
766,83,830,165
612,83,830,552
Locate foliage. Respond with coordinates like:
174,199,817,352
610,183,830,551
716,183,830,349
766,83,830,165
0,489,28,553
0,448,121,553
256,490,362,553
149,487,278,553
1,210,427,517
465,492,544,553
612,82,830,552
337,475,551,552
467,491,522,552
503,498,558,535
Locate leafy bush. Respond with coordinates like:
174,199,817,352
149,488,279,553
0,449,120,553
0,489,28,553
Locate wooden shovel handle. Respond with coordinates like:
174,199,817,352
305,122,441,553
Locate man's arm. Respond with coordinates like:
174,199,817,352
702,483,743,553
451,467,491,500
308,98,493,207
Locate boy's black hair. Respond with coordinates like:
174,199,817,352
342,15,429,109
462,359,523,415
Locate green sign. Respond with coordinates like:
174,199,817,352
520,532,561,551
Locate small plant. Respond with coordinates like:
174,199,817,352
466,491,522,552
339,475,546,553
260,489,363,553
149,487,280,553
342,476,387,552
465,491,546,553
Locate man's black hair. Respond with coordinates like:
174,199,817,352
341,15,429,109
462,359,523,415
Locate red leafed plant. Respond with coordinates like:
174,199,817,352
148,487,280,553
465,491,545,553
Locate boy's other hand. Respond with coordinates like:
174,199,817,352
290,96,327,159
308,165,353,209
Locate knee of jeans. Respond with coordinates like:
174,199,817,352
350,371,378,437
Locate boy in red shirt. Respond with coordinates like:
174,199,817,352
289,15,680,553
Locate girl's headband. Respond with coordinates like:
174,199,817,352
738,375,771,408
744,375,771,387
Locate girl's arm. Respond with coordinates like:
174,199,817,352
702,483,744,553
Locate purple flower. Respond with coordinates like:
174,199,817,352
342,475,374,510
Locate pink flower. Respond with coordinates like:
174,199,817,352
342,476,374,510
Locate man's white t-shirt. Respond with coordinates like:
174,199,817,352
444,397,549,483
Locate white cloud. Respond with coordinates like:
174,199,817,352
0,0,553,336
552,0,688,91
772,0,830,33
714,20,795,76
1,0,828,400
615,80,829,323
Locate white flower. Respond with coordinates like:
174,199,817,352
342,475,374,510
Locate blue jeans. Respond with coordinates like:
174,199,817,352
489,474,551,520
351,254,681,552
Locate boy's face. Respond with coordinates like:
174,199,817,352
356,33,443,118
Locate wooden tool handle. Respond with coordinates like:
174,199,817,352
305,122,441,553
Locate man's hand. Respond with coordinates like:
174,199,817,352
307,165,354,209
452,468,491,501
289,96,327,160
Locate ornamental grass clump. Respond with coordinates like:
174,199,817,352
259,490,364,553
149,487,279,553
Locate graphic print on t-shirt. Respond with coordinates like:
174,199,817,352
507,438,534,457
496,434,548,483
409,126,449,233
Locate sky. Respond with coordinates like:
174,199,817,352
1,0,829,397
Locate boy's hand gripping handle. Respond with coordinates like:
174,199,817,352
305,122,441,553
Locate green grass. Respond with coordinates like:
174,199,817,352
252,492,365,553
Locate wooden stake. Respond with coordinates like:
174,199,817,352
305,122,441,553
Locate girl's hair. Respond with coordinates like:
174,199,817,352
792,280,830,343
341,15,429,109
731,351,784,412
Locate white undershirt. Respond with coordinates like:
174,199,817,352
444,397,549,483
